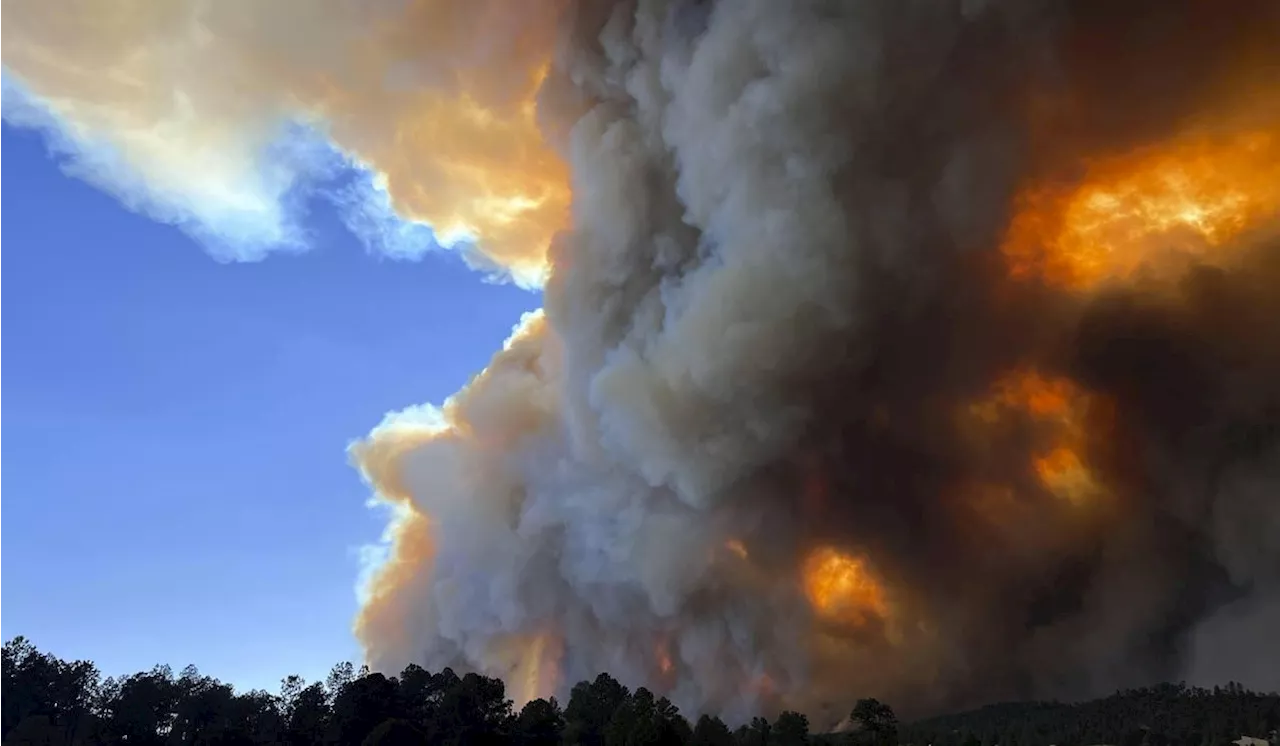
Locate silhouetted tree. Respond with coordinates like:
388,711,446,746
2,637,101,745
738,716,772,746
771,710,809,746
5,715,61,746
565,673,630,746
324,662,356,705
396,663,434,726
102,665,178,745
692,713,735,746
328,671,403,744
515,697,566,745
6,636,1280,746
237,689,287,744
169,665,239,744
433,671,513,745
605,687,689,746
901,682,1280,746
283,681,330,746
851,698,898,746
360,717,426,746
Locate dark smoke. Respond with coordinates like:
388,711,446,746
5,0,1278,726
542,0,1277,718
349,0,1280,722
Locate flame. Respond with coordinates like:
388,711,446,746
970,369,1105,505
802,547,890,626
725,539,749,560
1003,130,1280,288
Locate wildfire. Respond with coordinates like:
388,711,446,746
970,368,1104,505
750,673,777,701
655,638,675,676
1033,447,1102,506
511,631,563,708
802,547,890,626
972,368,1082,424
1003,130,1280,288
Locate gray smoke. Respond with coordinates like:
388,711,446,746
351,0,1280,722
5,0,1278,725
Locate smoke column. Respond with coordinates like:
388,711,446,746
6,0,1280,723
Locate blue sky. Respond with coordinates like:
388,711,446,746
0,123,540,692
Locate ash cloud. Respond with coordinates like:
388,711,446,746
7,0,1279,725
353,0,1280,720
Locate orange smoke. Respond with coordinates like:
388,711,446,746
802,547,890,627
1033,447,1102,506
0,0,571,281
348,310,555,679
974,368,1083,423
655,637,675,677
1003,129,1280,289
339,62,571,282
514,631,564,707
971,369,1105,505
354,509,437,656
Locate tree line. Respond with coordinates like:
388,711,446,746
4,636,1277,746
2,637,885,746
900,682,1280,746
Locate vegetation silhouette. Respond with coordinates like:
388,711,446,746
4,637,1278,745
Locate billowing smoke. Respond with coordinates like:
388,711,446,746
6,0,1280,725
1,0,568,281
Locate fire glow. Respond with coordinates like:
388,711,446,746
971,369,1105,506
1003,130,1280,289
802,547,890,627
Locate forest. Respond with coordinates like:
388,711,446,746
4,637,1278,746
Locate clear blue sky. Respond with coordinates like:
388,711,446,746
0,123,540,692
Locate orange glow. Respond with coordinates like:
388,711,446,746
971,369,1105,505
0,0,571,285
655,638,674,676
749,673,777,701
725,539,749,560
512,631,563,707
522,633,548,705
352,508,437,657
1033,447,1101,506
342,66,571,285
972,368,1080,424
802,547,889,626
1003,131,1280,288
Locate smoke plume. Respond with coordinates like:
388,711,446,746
6,0,1280,724
1,0,567,280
